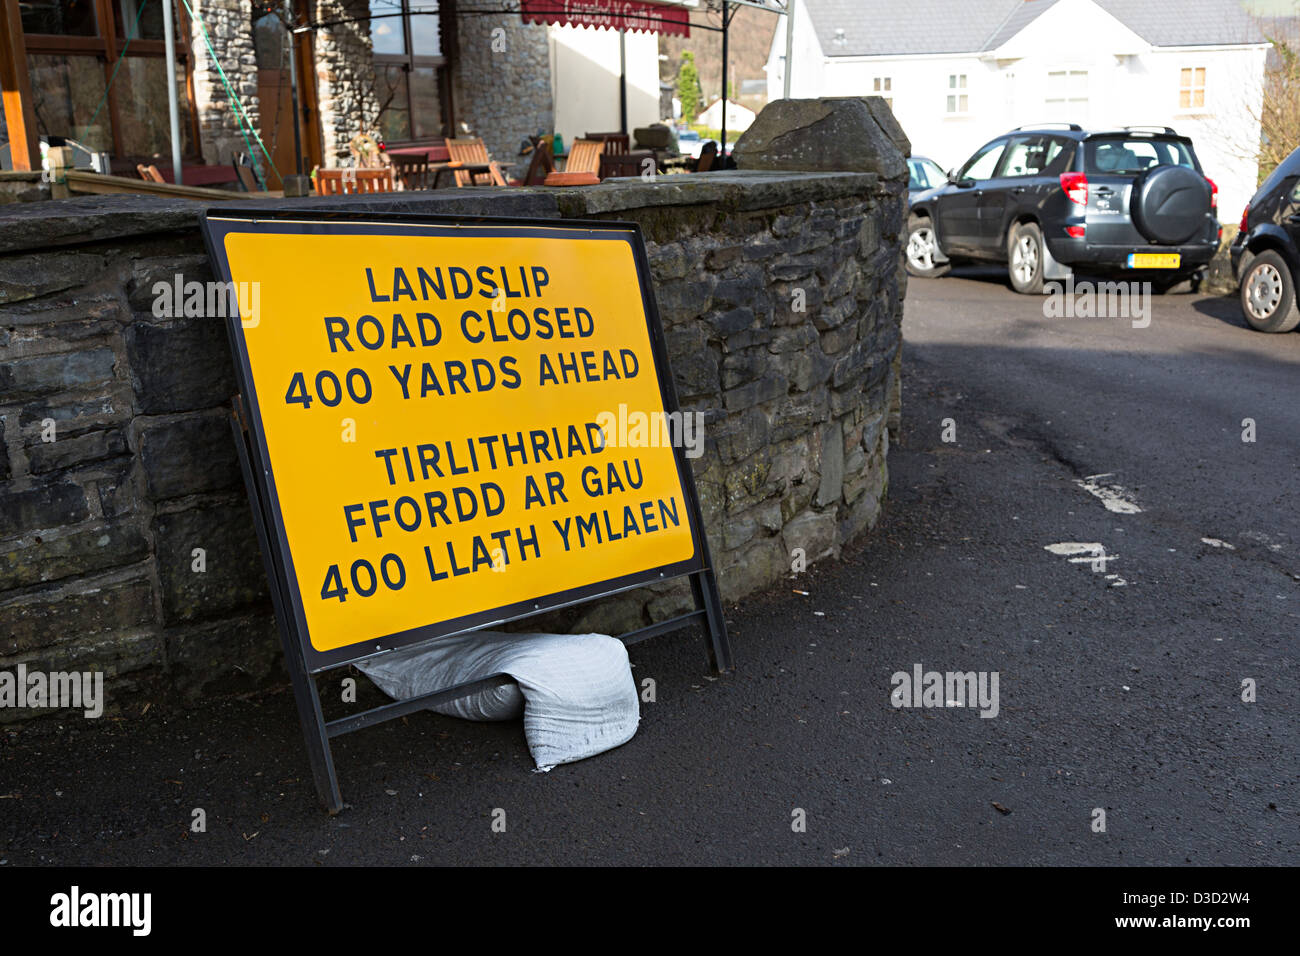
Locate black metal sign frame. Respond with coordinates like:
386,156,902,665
200,208,731,813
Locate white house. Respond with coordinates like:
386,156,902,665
697,98,758,132
767,0,1272,221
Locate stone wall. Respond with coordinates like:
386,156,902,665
189,0,261,167
450,11,553,172
0,121,905,717
313,0,379,165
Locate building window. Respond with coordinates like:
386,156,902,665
17,0,196,163
873,76,892,108
1179,66,1206,109
946,74,967,114
368,0,448,144
1045,69,1088,121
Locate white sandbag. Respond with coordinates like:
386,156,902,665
356,631,640,771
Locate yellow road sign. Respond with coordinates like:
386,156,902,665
205,215,703,668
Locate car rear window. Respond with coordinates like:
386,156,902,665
908,158,943,190
1085,138,1195,174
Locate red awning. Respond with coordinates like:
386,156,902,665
520,0,690,37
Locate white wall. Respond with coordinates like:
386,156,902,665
549,25,661,147
766,1,827,101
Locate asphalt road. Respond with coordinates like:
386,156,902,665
2,266,1297,866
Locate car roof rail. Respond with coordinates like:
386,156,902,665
1122,125,1179,135
1012,122,1083,131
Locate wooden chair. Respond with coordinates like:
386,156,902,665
695,141,718,172
513,138,555,186
599,150,655,180
390,153,436,190
136,164,165,183
445,137,507,186
564,138,605,176
586,132,629,155
231,152,263,192
315,167,395,195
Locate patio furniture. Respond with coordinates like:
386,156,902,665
585,131,629,155
315,168,395,195
564,138,605,176
696,141,718,172
385,137,451,163
542,171,600,187
445,138,508,186
391,153,438,190
231,152,262,192
599,150,655,180
513,138,555,186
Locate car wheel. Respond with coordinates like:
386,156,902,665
1008,222,1044,294
905,215,950,278
1239,250,1300,333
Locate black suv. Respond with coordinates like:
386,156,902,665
906,125,1220,294
1230,145,1300,333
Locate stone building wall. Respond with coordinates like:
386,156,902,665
312,0,378,165
450,12,554,172
0,104,905,718
188,0,261,167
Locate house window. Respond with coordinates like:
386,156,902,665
1045,70,1088,121
873,76,892,107
18,0,197,162
1179,67,1206,109
369,0,448,144
946,74,968,114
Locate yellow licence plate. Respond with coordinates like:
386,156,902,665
1127,253,1181,269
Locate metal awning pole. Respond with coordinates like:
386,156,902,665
783,0,795,98
619,28,627,134
162,0,183,184
286,2,304,176
720,0,728,159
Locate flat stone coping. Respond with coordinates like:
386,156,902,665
0,170,885,255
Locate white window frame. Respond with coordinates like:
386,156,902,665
872,75,893,108
1045,69,1088,119
1178,66,1207,110
946,74,968,115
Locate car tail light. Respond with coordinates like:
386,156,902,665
1060,172,1088,206
1239,203,1250,232
1206,177,1218,210
1066,225,1085,238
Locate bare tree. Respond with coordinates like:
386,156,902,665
1257,19,1300,182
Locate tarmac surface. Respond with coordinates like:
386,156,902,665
2,266,1297,865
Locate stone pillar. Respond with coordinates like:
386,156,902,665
313,0,378,167
450,15,553,172
188,0,261,167
734,96,911,446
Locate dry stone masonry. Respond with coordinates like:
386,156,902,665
0,98,906,718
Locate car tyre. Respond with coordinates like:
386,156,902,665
1007,222,1045,294
905,215,950,278
1238,250,1300,333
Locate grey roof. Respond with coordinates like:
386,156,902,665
804,0,1266,57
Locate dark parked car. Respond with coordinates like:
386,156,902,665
1230,146,1300,332
908,156,946,203
905,124,1220,294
